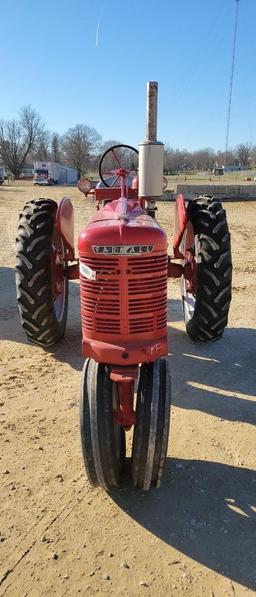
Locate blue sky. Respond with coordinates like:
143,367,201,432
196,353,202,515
1,0,255,151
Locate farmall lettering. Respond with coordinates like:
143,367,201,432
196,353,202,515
93,245,153,255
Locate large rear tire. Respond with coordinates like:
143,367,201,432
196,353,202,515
15,198,68,346
181,196,232,342
80,359,126,490
131,358,171,490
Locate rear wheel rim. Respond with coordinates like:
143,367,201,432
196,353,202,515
54,275,67,322
181,222,197,323
182,277,196,323
51,229,66,322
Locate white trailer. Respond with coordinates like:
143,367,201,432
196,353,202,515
34,161,59,185
33,162,78,185
58,166,78,184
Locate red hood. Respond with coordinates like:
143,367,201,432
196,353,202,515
78,199,167,254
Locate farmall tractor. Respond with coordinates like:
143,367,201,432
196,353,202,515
15,82,232,491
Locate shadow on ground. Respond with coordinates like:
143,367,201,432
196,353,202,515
1,266,256,393
167,297,183,322
0,267,83,371
111,457,256,590
168,325,256,425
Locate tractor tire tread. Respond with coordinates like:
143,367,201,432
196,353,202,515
15,198,68,346
80,359,125,490
185,196,232,342
132,358,171,490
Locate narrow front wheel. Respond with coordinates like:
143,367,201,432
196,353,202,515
131,358,171,490
80,359,126,490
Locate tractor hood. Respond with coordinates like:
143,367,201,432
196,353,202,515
78,199,167,256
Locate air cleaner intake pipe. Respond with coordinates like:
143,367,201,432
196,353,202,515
139,81,164,203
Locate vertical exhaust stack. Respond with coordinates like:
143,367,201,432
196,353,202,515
139,82,164,205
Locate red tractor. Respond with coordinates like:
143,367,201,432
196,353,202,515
15,82,232,490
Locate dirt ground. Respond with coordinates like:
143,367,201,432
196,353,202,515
0,181,255,597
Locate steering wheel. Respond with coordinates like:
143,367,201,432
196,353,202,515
99,144,139,188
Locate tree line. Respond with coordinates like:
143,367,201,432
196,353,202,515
0,105,255,178
164,144,255,174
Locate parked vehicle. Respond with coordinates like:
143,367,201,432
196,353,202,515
16,83,232,491
0,166,5,185
33,161,77,185
19,166,34,179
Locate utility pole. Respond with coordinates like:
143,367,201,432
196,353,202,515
225,0,240,163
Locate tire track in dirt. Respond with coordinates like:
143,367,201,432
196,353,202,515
0,474,87,593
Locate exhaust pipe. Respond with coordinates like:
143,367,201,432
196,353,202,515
139,82,164,203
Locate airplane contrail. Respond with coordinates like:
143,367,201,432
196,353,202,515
95,2,105,48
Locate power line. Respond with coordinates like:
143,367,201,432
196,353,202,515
225,0,240,161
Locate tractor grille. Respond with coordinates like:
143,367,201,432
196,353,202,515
127,255,167,274
80,256,121,335
81,256,119,275
127,256,167,333
128,276,166,295
80,253,167,337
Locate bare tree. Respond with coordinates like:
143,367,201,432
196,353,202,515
62,124,101,177
216,149,236,166
236,143,251,167
33,130,51,161
100,139,122,153
51,133,62,163
250,145,256,166
0,106,44,177
192,148,215,171
164,146,179,174
164,146,193,173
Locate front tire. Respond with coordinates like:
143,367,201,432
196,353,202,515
132,358,171,490
15,198,68,346
80,359,126,490
181,196,232,342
